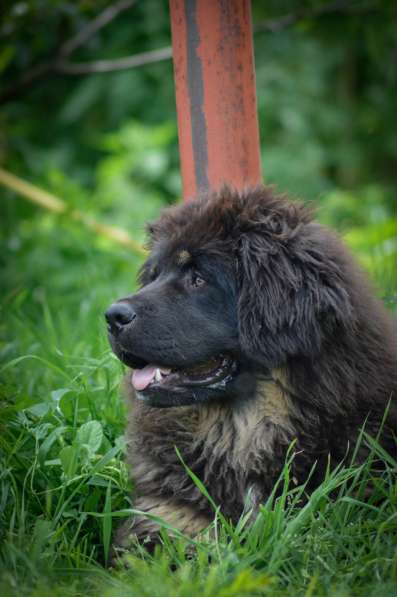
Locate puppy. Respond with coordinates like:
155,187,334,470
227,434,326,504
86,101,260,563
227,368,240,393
106,186,397,555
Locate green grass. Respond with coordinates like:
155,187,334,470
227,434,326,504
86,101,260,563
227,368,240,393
1,204,397,596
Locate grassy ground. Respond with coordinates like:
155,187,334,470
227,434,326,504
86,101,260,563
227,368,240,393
1,200,397,596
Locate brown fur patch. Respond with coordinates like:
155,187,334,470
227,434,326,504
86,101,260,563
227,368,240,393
258,378,290,424
113,496,211,551
176,249,191,265
195,377,293,469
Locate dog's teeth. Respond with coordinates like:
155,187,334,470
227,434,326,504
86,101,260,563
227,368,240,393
155,368,162,382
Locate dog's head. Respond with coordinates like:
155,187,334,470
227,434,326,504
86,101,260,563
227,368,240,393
106,187,354,407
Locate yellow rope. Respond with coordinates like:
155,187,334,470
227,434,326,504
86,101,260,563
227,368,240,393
0,168,147,256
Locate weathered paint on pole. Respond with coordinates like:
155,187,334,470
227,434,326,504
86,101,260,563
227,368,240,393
169,0,262,200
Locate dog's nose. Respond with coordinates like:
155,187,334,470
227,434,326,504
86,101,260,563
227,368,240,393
105,302,136,333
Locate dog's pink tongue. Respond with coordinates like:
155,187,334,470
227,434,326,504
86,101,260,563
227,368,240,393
132,365,157,391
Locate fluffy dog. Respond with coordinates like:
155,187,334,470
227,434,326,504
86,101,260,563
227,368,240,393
105,186,397,555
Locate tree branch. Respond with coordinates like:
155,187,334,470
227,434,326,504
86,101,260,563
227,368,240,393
0,168,146,255
0,0,137,104
56,0,376,78
0,0,378,105
57,46,173,75
59,0,137,57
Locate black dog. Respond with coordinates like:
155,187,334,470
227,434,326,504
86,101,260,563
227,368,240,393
106,186,397,555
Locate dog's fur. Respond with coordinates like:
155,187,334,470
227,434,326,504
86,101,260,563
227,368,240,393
108,186,397,556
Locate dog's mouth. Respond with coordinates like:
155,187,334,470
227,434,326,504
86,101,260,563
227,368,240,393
113,343,240,406
131,354,235,392
116,351,238,406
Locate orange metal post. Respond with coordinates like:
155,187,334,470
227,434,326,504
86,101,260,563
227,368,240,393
169,0,262,200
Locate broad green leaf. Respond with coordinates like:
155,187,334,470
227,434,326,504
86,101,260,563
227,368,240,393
38,426,66,465
59,445,79,478
76,421,103,455
26,402,49,417
50,388,71,404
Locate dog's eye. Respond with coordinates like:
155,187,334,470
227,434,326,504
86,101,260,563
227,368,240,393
189,271,206,288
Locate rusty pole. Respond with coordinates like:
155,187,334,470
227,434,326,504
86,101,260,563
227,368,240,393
169,0,262,201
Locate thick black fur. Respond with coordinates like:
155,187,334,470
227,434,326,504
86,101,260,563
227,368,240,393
107,186,397,557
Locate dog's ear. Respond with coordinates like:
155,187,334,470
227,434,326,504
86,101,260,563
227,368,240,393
237,221,354,368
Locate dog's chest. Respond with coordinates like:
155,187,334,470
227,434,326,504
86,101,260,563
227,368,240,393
194,380,292,469
130,380,293,519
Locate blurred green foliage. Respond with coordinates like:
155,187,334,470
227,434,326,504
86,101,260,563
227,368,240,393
1,0,396,289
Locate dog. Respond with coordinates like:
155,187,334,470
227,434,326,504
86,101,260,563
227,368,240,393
105,186,397,557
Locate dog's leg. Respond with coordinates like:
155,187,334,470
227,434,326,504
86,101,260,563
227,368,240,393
111,496,212,562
